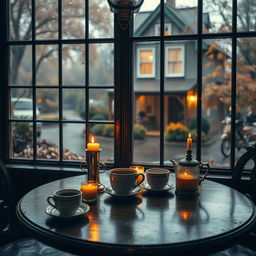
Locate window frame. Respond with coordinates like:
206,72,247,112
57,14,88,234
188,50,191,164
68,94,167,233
1,0,256,173
3,0,115,166
165,45,185,78
136,47,156,78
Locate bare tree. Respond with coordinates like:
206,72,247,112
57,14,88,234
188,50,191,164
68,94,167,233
10,0,113,85
203,0,256,109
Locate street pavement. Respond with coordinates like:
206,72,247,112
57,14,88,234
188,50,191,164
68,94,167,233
40,114,247,167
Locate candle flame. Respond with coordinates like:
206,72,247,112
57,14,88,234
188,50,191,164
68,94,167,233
180,210,192,221
188,133,191,138
91,136,95,143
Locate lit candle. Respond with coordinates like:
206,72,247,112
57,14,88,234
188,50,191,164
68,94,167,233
176,169,198,191
87,136,100,151
186,133,192,151
81,182,98,202
130,166,144,183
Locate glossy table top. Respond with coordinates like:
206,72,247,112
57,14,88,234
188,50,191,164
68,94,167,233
17,173,256,255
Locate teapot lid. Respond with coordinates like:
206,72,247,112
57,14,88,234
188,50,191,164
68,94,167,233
178,151,200,167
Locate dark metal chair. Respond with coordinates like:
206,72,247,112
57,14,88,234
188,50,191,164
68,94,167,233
210,144,256,256
0,160,76,255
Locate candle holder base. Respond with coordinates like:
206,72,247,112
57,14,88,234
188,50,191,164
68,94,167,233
98,183,105,193
82,198,97,204
175,188,200,197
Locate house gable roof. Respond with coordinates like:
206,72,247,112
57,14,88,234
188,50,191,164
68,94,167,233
134,4,211,36
134,3,186,36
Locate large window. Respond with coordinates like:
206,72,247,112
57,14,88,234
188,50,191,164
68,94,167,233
6,0,114,163
132,0,256,169
1,0,256,171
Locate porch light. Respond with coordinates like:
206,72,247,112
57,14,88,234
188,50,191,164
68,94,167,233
187,94,197,104
107,0,144,30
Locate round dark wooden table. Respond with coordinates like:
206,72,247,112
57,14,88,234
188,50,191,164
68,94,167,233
17,173,256,256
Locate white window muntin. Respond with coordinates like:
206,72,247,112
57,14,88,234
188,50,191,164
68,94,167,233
137,47,155,78
165,45,185,77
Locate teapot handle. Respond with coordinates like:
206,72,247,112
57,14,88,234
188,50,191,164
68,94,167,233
199,162,209,185
170,160,177,170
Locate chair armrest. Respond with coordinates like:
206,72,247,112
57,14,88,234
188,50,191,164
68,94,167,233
0,199,10,236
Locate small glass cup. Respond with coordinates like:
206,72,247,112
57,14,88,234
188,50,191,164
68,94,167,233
81,181,98,203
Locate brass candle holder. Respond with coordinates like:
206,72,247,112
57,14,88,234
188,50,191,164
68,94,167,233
80,149,106,193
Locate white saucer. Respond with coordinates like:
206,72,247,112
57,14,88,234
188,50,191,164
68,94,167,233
45,202,90,218
105,186,142,198
141,183,175,192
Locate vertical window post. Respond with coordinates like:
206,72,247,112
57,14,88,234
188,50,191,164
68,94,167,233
114,15,133,166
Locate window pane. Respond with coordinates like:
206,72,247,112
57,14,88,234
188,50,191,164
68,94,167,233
164,40,197,164
10,122,33,159
237,0,256,32
203,0,232,33
38,123,59,160
133,42,160,164
10,88,33,119
141,63,153,75
202,39,232,167
89,44,114,86
36,88,59,120
62,44,85,86
140,51,153,62
90,124,114,163
10,45,32,86
236,37,256,165
9,0,32,41
36,0,58,40
89,0,114,38
168,49,182,60
63,123,85,161
89,89,114,121
36,45,59,85
62,0,85,39
63,89,85,121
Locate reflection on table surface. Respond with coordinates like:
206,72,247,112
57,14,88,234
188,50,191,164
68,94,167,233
18,173,255,249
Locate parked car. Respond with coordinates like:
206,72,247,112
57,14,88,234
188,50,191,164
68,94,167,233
11,98,42,137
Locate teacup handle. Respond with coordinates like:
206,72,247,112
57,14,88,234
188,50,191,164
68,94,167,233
47,196,56,208
199,162,209,185
135,173,145,188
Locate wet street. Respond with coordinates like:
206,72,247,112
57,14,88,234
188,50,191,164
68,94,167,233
40,110,247,167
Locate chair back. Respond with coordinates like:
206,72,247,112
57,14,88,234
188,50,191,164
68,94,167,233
232,144,256,202
0,160,16,245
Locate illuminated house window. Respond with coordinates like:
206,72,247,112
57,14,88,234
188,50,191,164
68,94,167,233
137,48,155,78
155,23,172,36
165,46,185,77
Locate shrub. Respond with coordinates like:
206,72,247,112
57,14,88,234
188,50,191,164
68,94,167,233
190,129,208,142
134,123,147,140
188,117,210,134
102,124,114,137
13,122,33,153
91,113,108,120
91,124,105,136
165,122,189,142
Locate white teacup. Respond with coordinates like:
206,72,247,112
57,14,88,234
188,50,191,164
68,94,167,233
47,189,82,216
110,168,145,194
146,168,170,189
